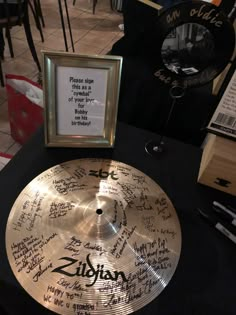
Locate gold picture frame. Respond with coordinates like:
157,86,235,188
42,51,123,147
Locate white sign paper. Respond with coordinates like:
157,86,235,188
208,70,236,139
56,66,108,136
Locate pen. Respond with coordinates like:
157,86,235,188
213,201,236,219
227,205,236,215
213,201,236,227
197,208,236,245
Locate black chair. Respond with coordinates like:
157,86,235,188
0,0,41,87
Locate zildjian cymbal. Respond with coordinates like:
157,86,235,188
6,159,181,315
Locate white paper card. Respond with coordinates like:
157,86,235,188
56,66,108,136
208,70,236,139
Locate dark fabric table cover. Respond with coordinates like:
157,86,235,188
115,56,215,146
0,122,236,315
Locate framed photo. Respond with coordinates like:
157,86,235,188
42,51,123,147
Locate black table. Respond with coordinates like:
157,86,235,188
0,122,236,315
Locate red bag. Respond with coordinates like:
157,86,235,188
5,74,44,145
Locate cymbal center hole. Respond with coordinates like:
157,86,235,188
96,208,103,215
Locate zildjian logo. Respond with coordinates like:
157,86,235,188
52,254,128,287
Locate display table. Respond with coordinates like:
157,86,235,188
0,122,236,315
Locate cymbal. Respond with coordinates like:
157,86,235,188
6,159,181,315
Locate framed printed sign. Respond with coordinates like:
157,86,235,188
42,51,122,147
207,60,236,140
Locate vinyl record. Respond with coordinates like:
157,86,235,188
152,1,235,88
157,0,236,15
6,159,181,315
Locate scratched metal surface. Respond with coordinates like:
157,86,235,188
5,158,181,315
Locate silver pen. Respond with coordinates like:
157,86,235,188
197,208,236,245
213,201,236,227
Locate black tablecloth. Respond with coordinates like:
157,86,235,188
0,122,236,315
115,56,215,146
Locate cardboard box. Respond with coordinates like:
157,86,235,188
198,134,236,196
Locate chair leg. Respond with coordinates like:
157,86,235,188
29,0,44,42
5,27,14,58
37,0,45,28
92,0,97,14
64,0,74,52
110,0,113,10
0,30,4,60
58,0,69,52
23,4,41,72
73,0,76,5
0,60,4,87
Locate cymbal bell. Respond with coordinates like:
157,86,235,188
6,158,181,314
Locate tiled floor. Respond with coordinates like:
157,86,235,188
0,0,123,159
